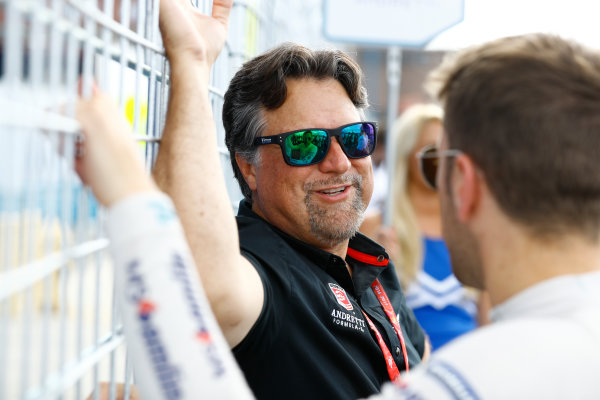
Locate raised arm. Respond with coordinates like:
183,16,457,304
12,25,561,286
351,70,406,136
76,90,254,400
152,0,263,347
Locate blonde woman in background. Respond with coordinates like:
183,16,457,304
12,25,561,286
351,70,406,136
362,104,484,351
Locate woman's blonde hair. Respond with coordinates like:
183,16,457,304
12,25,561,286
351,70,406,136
390,103,443,287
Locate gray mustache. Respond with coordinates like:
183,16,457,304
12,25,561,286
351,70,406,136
304,174,363,192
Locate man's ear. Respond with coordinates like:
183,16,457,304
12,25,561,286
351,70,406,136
452,154,480,222
235,153,257,191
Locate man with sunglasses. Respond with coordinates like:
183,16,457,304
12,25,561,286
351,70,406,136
151,0,428,399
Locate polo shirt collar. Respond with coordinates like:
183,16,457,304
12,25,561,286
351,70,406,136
346,235,390,296
238,200,391,297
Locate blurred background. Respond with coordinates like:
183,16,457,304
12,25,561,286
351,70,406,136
1,0,599,399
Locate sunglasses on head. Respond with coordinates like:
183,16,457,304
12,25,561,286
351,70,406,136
253,122,377,166
416,144,462,190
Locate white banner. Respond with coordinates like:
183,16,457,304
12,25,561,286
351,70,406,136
323,0,464,47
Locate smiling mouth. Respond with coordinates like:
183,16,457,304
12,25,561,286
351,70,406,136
318,186,347,196
304,174,362,199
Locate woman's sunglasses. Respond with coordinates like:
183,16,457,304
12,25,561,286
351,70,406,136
416,144,462,190
253,122,377,166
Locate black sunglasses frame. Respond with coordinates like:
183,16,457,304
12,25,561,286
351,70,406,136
416,144,462,190
253,121,378,166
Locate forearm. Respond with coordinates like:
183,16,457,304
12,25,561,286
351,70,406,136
154,62,224,207
153,63,216,193
154,61,241,289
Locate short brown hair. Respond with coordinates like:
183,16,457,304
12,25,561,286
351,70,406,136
427,34,600,240
223,43,368,202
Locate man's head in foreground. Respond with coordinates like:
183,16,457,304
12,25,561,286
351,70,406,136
425,33,600,300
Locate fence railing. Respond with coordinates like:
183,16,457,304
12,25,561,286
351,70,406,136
0,0,324,398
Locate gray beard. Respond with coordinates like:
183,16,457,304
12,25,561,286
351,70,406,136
304,174,365,248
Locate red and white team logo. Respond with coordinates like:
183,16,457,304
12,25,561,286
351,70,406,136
328,283,353,311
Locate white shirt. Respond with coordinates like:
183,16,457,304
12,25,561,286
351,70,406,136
374,271,600,399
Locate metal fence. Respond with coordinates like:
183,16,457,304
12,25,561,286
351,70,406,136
0,0,325,398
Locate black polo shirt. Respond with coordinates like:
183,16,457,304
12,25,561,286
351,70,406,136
233,200,426,400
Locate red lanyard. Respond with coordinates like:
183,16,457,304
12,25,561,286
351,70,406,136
362,278,410,383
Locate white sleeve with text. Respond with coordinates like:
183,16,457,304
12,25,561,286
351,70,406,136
107,192,254,400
